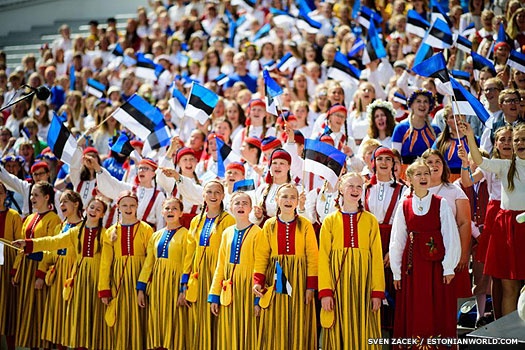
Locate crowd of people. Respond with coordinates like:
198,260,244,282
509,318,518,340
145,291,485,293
0,0,524,349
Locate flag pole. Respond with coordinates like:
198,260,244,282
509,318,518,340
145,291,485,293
0,238,22,251
450,94,463,141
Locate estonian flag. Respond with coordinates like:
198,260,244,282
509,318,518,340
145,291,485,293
462,22,475,37
263,60,277,71
69,65,76,91
112,94,164,140
85,78,106,98
357,6,382,29
406,9,430,38
304,138,346,187
112,43,123,57
253,23,271,43
347,37,365,57
412,52,453,95
297,8,322,34
451,70,471,88
297,0,315,13
508,50,525,73
471,51,495,80
277,52,299,72
451,78,489,124
424,18,453,49
214,73,229,86
270,8,295,27
215,136,242,178
168,85,187,118
431,3,453,29
122,54,137,67
328,51,361,84
110,132,134,157
264,69,283,116
393,92,407,106
184,83,219,125
454,35,472,53
413,42,434,67
143,121,172,156
135,53,164,81
362,21,387,65
233,179,256,192
275,261,292,297
47,113,77,165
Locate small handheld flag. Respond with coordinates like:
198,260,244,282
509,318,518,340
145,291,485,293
450,70,471,88
275,261,292,297
168,86,187,117
424,18,453,49
112,94,165,140
431,3,453,28
277,52,299,72
110,132,134,157
450,78,489,124
454,35,472,54
393,92,407,106
508,50,525,73
347,38,365,57
362,20,387,65
69,65,76,91
412,52,452,95
85,78,106,98
471,51,496,80
47,113,78,165
263,69,283,98
233,179,256,192
327,51,361,84
112,43,123,57
184,83,219,125
297,8,322,34
214,136,242,178
406,10,429,38
135,53,164,81
214,73,229,86
304,139,346,187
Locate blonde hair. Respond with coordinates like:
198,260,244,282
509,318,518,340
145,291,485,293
336,172,364,211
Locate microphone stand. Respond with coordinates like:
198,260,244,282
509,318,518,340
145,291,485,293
0,91,36,112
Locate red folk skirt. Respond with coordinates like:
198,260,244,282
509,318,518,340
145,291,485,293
393,231,456,349
474,200,500,264
484,209,525,280
379,224,395,330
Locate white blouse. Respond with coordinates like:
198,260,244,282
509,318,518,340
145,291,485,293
304,186,338,224
481,169,501,201
480,157,525,210
428,183,468,217
363,180,406,225
389,193,461,281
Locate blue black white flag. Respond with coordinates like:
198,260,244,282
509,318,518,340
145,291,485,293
508,50,525,73
233,179,256,192
275,261,292,296
184,83,219,125
451,78,489,124
406,10,429,38
362,20,387,65
47,113,77,164
412,52,452,95
85,78,106,98
112,94,165,140
424,18,453,49
327,51,361,84
304,139,346,187
215,136,242,178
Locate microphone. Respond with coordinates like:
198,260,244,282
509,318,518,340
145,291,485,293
23,85,51,100
0,85,51,112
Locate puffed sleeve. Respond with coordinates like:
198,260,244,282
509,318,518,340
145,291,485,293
69,147,84,186
439,198,461,276
208,228,229,304
368,214,385,299
303,218,319,290
96,168,132,201
389,203,408,281
304,189,318,225
177,176,204,205
26,225,75,253
98,226,115,298
253,220,273,287
318,213,334,298
0,165,31,197
479,157,508,179
137,231,158,292
156,156,175,194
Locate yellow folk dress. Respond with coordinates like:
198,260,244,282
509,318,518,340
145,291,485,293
0,209,22,337
11,211,61,348
99,221,153,350
208,224,262,350
37,221,78,346
318,211,385,350
137,226,190,350
181,211,236,350
253,215,319,350
26,224,113,349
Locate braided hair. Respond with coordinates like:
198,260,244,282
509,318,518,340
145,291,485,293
77,197,107,254
336,173,365,212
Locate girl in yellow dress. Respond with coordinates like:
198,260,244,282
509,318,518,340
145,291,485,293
38,190,82,349
14,196,113,350
136,197,189,350
98,190,153,349
10,182,61,349
0,183,22,350
209,191,262,350
179,180,235,350
319,173,385,349
253,183,319,350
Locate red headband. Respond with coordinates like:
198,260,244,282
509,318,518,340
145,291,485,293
293,131,305,145
30,162,49,174
208,132,224,142
249,99,266,109
226,162,245,174
130,140,144,148
139,158,158,170
328,105,347,116
117,190,138,204
270,149,291,164
83,147,98,155
244,137,262,149
370,146,395,185
176,147,196,164
320,135,335,146
494,42,510,52
261,138,282,152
